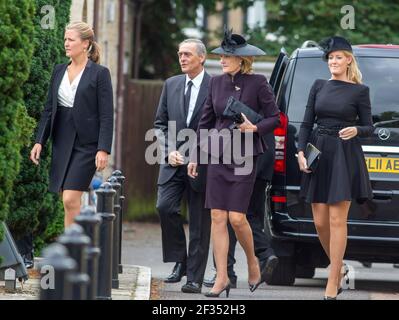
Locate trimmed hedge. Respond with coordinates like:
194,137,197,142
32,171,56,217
0,1,35,242
7,0,72,253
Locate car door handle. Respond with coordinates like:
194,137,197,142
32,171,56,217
372,191,393,203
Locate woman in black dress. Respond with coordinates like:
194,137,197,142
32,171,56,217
30,22,114,227
188,30,279,297
297,36,373,299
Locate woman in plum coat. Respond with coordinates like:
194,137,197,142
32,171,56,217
188,30,279,297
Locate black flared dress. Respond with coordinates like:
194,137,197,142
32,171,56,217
298,79,374,204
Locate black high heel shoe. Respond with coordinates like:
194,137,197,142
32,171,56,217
204,283,231,298
248,258,268,293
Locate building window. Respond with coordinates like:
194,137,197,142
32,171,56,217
247,0,266,29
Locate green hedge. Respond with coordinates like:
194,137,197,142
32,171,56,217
0,1,35,242
7,0,72,253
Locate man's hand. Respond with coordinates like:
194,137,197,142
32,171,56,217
30,143,42,165
187,162,198,178
168,151,184,167
96,150,109,171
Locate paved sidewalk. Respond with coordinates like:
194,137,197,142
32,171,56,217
0,262,151,300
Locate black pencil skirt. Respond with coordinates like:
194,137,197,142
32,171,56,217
49,106,97,193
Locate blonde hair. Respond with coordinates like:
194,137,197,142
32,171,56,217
343,50,362,84
66,21,100,63
240,56,254,74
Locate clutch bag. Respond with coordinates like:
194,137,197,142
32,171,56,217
223,96,263,128
305,143,321,172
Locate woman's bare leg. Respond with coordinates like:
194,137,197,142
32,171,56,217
62,190,83,227
229,211,260,285
210,209,230,292
325,201,350,297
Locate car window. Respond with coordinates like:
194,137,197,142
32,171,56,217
287,58,330,122
287,56,399,125
360,57,399,127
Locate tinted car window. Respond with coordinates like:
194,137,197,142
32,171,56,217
287,56,399,124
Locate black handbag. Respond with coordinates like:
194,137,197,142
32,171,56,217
223,96,263,128
305,143,321,172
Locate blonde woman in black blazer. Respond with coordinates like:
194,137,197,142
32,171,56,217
30,22,114,227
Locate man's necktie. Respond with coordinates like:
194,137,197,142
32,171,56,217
184,80,193,116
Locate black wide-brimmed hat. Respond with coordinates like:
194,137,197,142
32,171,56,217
211,28,266,56
319,36,353,61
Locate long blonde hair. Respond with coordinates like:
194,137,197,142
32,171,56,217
66,21,100,63
343,50,362,84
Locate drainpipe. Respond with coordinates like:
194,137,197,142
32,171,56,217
115,0,125,169
93,0,99,36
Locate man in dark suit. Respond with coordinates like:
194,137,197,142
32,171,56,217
154,39,211,294
204,132,279,288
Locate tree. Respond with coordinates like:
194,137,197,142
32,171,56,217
7,0,72,252
0,1,35,242
135,0,255,79
266,0,399,55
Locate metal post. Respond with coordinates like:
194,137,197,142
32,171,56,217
107,176,121,289
74,206,102,300
111,170,125,273
95,182,116,300
58,224,91,300
39,243,76,300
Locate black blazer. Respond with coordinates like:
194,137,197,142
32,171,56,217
35,60,114,154
154,72,211,192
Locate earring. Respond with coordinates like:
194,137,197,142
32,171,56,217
83,48,87,52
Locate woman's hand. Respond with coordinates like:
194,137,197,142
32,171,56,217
187,162,198,179
96,150,108,171
237,113,258,132
30,143,42,165
339,126,358,140
297,151,311,173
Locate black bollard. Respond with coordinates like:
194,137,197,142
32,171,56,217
74,206,102,300
96,182,116,300
107,176,121,289
58,224,91,300
112,170,125,274
39,243,77,300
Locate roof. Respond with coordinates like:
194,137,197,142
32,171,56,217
292,45,399,59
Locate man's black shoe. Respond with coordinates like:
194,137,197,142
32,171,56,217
203,273,237,288
164,262,186,283
181,281,202,293
261,255,279,284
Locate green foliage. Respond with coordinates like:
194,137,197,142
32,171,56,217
7,0,71,252
265,0,399,56
139,0,254,78
0,1,35,241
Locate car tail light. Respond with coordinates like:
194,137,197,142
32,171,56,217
271,196,287,203
274,112,288,174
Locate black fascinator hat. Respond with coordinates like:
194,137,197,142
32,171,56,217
319,36,353,61
211,27,266,56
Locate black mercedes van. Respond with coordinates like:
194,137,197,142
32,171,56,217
265,42,399,285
